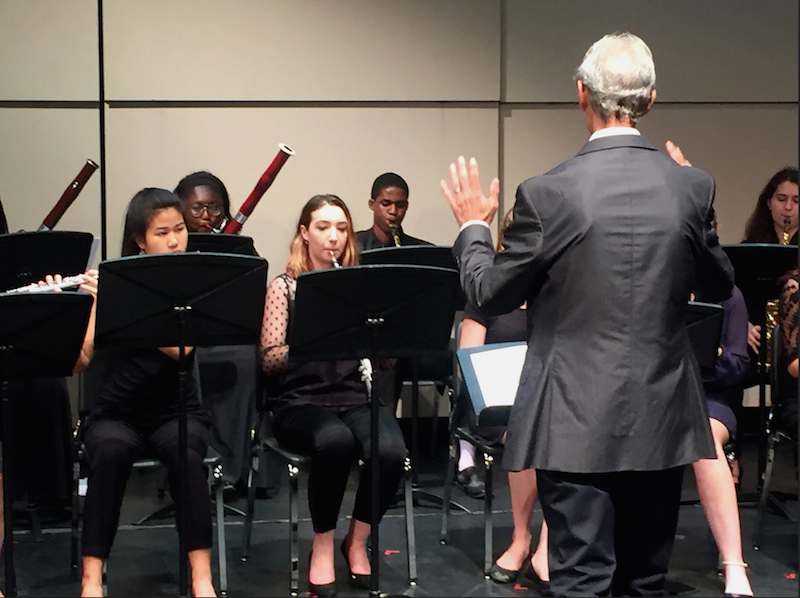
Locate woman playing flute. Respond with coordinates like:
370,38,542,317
71,188,216,597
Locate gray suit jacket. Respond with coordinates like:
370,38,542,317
454,135,734,473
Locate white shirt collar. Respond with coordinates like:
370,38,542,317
589,127,641,141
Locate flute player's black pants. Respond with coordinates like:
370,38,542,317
81,414,212,559
272,403,406,533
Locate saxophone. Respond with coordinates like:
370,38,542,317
389,223,402,247
764,217,793,369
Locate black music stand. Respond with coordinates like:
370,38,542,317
0,293,93,597
94,252,267,597
186,232,257,256
0,231,94,291
360,246,464,504
722,243,798,480
289,264,459,596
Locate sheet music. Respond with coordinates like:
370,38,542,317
460,342,527,409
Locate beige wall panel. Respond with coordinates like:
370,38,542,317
502,104,798,244
0,0,98,101
0,108,101,239
104,106,498,270
104,0,500,101
506,0,798,103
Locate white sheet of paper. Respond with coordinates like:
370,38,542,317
468,343,527,407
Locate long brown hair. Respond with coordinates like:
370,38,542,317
743,166,798,243
285,194,359,278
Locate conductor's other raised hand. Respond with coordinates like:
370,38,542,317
665,140,692,167
440,156,499,227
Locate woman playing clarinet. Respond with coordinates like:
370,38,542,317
260,194,407,597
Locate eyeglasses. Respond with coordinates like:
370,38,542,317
189,203,223,217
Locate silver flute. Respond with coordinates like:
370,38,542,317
2,273,96,295
330,252,374,390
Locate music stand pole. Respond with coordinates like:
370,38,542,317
1,347,16,596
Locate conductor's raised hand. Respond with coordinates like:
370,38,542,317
440,156,499,227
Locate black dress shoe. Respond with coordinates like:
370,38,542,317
519,560,553,596
340,539,371,589
456,466,486,499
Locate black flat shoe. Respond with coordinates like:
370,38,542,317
456,466,486,499
487,552,530,584
519,559,553,596
340,539,371,590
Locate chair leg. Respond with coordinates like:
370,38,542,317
71,459,81,574
403,456,417,585
752,436,777,550
240,453,259,562
483,452,494,579
214,465,228,596
289,463,300,598
430,389,442,458
439,440,458,543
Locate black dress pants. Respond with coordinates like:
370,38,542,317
81,415,212,559
273,403,407,533
537,466,684,597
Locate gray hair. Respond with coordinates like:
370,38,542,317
574,32,656,124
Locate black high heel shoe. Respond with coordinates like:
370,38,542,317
340,539,371,590
487,552,530,584
308,551,337,598
519,559,553,596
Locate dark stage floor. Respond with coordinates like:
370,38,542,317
3,426,798,597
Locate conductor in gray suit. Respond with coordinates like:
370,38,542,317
440,33,735,596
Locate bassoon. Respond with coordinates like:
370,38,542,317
223,143,295,234
37,159,99,231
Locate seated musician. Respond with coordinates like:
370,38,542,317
454,208,549,591
355,172,431,251
741,167,797,357
173,171,233,233
260,194,407,597
68,188,216,597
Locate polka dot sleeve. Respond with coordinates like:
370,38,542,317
260,275,295,375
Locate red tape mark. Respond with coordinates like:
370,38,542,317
785,572,797,580
383,549,400,556
513,583,527,590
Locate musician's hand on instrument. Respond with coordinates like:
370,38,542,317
37,273,63,291
440,156,499,226
79,269,99,298
747,322,761,353
665,140,692,167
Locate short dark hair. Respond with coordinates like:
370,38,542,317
173,171,233,222
371,172,409,200
121,188,184,257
